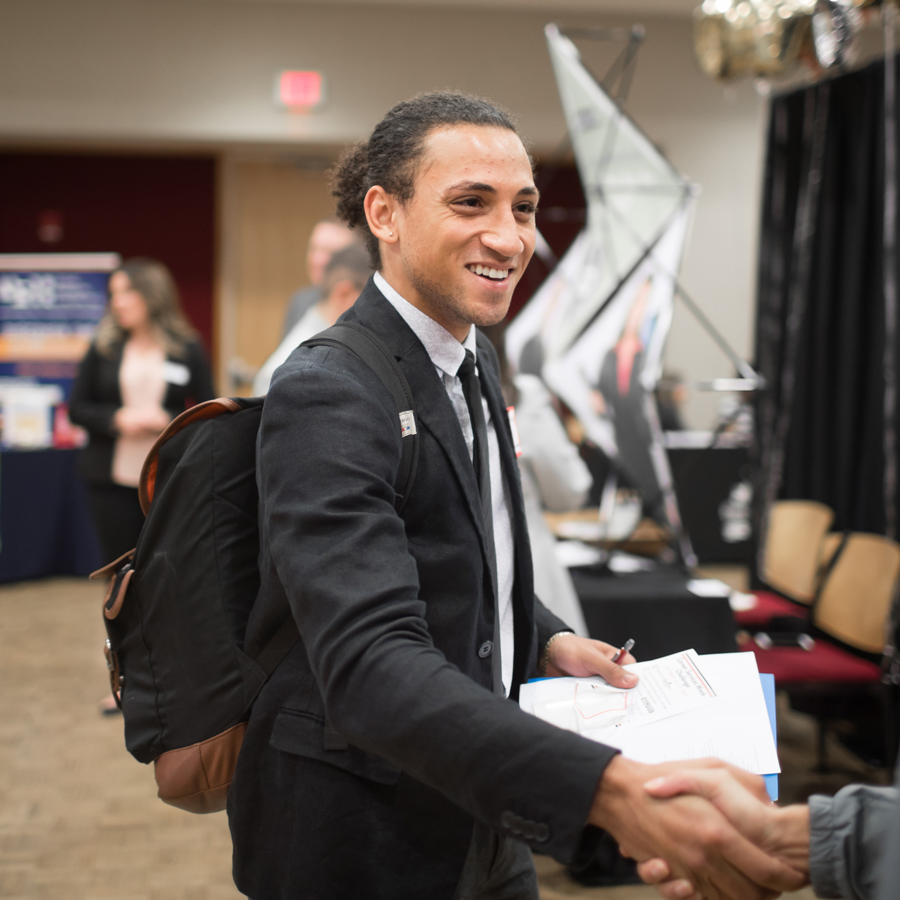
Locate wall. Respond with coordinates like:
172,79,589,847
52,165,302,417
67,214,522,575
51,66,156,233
1,0,767,425
222,157,336,384
0,153,216,354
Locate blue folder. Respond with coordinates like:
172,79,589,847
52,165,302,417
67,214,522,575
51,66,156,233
759,673,779,801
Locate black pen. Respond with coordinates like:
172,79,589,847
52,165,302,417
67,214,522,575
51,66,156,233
612,638,635,664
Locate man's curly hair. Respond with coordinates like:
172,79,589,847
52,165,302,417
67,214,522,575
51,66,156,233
331,91,523,269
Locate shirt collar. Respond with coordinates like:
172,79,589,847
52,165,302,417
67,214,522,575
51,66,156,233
374,271,475,378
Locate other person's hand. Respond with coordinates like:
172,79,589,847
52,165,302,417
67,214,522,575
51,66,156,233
635,768,811,900
114,407,148,437
114,406,170,437
141,406,171,433
544,633,637,689
590,756,808,900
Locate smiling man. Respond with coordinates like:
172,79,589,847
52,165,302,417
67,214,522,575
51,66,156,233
227,92,803,900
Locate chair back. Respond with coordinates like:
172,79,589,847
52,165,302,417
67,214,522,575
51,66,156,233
818,532,844,573
763,500,835,603
813,533,900,654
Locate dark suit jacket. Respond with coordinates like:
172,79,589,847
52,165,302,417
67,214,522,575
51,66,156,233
228,281,618,900
69,338,215,484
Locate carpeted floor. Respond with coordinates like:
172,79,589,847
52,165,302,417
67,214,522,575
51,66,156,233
0,576,886,899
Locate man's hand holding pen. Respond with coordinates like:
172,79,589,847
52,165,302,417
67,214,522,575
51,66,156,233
542,633,638,687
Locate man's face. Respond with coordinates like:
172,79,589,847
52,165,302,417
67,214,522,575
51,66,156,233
392,125,537,338
307,222,354,285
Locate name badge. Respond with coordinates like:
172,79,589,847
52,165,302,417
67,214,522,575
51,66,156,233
399,410,417,438
162,361,190,386
507,406,522,458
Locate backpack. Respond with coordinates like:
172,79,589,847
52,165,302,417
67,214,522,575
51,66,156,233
93,323,419,814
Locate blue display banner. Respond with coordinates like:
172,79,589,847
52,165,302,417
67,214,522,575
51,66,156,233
0,269,110,367
0,270,109,336
0,254,119,446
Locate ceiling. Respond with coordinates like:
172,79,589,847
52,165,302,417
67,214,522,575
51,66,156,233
200,0,698,16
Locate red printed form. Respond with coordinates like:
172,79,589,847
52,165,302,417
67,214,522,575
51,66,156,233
525,650,716,740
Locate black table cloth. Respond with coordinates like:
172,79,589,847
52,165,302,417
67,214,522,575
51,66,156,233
0,448,103,582
572,567,738,660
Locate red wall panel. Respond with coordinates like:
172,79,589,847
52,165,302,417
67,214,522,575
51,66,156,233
0,153,216,352
509,163,585,319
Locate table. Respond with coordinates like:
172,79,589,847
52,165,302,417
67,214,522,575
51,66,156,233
0,448,103,582
572,567,738,659
544,508,670,556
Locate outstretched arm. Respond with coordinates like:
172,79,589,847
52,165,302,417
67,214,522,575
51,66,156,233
639,768,900,900
636,767,810,899
594,759,808,900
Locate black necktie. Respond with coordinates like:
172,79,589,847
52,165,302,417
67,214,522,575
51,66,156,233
457,352,491,507
457,350,503,695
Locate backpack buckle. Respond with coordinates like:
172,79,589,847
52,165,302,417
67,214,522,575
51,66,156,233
104,639,122,709
103,564,134,621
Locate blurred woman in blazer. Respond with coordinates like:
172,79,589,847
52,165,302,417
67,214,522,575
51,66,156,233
70,258,214,566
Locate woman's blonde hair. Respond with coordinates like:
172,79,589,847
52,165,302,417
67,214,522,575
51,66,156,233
95,257,197,358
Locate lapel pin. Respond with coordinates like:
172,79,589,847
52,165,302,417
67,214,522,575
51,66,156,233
399,410,417,438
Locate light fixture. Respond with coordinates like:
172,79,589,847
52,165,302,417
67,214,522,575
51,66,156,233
812,0,867,68
694,0,882,81
694,0,815,81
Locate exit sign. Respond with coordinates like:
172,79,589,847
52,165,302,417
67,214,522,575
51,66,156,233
275,70,325,109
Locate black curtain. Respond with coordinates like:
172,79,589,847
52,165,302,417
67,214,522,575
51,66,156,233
755,54,900,548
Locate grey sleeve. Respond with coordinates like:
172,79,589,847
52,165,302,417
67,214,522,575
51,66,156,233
809,784,899,899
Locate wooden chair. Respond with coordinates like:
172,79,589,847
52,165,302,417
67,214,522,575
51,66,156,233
818,531,845,577
735,500,835,629
747,532,900,770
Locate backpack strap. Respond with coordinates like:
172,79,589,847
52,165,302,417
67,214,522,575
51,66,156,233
302,321,419,515
139,397,245,514
249,322,421,701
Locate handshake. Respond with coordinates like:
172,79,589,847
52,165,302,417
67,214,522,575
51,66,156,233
547,635,811,899
593,756,811,900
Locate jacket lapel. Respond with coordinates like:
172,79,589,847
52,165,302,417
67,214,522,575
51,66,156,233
477,341,526,529
476,334,535,617
346,282,538,688
345,282,490,555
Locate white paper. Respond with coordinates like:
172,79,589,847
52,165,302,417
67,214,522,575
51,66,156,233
729,591,758,612
520,651,780,775
529,650,717,742
608,551,655,574
553,540,605,569
686,579,732,598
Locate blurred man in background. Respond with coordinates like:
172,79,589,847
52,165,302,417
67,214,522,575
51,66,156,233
254,241,372,395
281,217,356,337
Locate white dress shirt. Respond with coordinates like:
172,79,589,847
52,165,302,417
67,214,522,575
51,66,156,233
374,271,516,696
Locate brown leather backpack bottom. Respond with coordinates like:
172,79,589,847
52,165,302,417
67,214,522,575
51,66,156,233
154,721,247,813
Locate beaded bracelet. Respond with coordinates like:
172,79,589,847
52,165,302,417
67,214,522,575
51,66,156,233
539,630,575,677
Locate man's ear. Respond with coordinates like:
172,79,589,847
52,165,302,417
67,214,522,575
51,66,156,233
364,186,398,245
